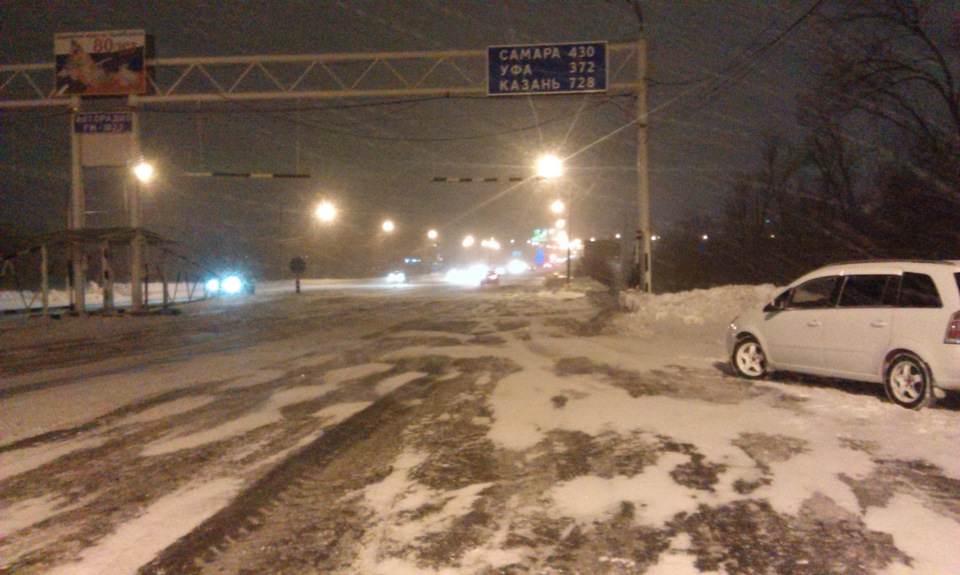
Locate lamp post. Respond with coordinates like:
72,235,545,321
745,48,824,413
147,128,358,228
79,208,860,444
426,229,439,269
480,237,500,266
130,159,153,311
538,154,570,285
306,200,337,284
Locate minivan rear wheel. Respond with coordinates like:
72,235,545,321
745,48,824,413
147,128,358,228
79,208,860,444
733,337,767,379
884,353,932,409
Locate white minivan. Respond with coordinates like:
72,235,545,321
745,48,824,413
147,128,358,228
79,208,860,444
727,260,960,408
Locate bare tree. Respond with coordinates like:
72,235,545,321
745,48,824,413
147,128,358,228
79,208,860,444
717,135,815,281
810,0,959,189
724,135,805,239
798,105,862,221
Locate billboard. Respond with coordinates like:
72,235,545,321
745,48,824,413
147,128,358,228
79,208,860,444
55,30,147,96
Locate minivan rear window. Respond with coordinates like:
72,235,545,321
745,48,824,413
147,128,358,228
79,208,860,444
899,272,941,308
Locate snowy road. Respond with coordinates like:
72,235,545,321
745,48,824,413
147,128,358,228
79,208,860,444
1,280,958,574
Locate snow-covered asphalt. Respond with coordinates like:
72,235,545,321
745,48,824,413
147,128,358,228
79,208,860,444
1,279,957,574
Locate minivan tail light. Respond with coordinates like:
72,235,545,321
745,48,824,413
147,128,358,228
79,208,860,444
947,311,960,344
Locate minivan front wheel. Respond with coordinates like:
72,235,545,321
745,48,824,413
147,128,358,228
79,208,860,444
733,337,767,379
884,353,932,409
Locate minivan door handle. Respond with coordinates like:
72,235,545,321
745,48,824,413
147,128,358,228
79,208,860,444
807,320,821,327
871,320,889,328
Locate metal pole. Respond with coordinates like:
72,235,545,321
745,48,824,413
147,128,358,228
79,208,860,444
566,188,572,286
100,240,114,311
130,108,144,312
69,102,86,314
636,38,652,292
41,243,49,316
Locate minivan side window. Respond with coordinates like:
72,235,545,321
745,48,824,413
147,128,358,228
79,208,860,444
899,273,942,308
788,276,840,309
838,274,900,308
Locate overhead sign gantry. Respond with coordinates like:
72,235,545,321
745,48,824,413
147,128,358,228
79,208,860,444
0,37,652,308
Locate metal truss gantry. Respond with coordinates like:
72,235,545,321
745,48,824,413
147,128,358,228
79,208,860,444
1,44,643,104
0,42,651,307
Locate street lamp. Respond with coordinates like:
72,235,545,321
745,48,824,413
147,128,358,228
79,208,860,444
382,219,395,233
481,237,500,266
315,200,336,223
129,159,154,311
538,154,572,286
133,160,154,183
480,237,500,250
424,229,440,269
536,154,563,180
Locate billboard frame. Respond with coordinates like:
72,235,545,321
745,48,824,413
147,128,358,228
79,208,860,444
54,29,147,97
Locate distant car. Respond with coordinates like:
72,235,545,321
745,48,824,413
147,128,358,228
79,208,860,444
727,260,960,409
386,270,409,284
206,273,255,296
480,270,500,287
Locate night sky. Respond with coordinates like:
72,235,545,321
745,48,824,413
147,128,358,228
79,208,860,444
1,2,842,277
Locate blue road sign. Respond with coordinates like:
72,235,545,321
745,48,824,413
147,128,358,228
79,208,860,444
488,41,607,96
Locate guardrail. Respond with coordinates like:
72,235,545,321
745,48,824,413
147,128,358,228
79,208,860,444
1,230,214,315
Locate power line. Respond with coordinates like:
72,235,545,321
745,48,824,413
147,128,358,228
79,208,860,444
649,0,827,88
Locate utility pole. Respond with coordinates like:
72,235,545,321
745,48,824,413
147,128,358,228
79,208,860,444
69,100,87,315
628,0,652,293
130,110,144,312
636,37,652,293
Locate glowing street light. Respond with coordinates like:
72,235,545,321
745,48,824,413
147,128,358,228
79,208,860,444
480,237,500,266
462,235,475,248
536,154,563,180
315,200,336,222
427,229,438,241
481,237,500,250
550,199,565,215
382,219,395,233
133,160,154,183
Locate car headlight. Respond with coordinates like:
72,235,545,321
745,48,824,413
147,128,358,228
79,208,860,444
206,278,221,293
221,275,244,295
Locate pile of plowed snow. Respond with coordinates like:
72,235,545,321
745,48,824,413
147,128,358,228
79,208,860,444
617,284,777,337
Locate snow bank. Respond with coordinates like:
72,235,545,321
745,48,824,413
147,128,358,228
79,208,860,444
616,284,776,338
